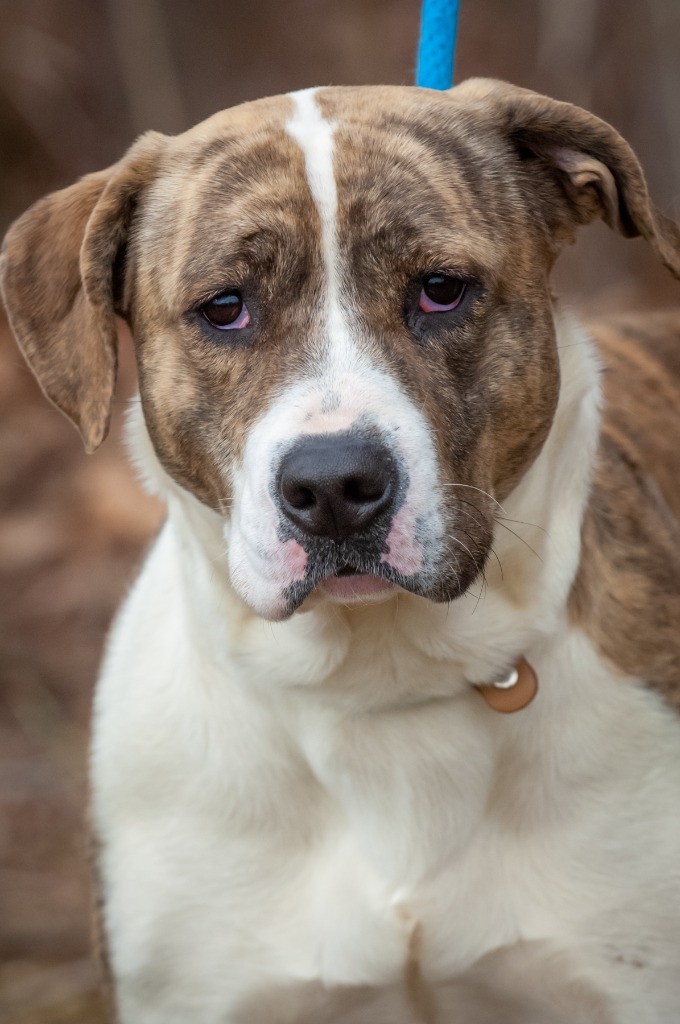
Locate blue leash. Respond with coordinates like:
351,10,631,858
415,0,460,90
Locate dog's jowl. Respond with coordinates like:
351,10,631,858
3,80,680,1023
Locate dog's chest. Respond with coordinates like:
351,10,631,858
103,668,570,1022
113,708,528,1016
263,695,513,982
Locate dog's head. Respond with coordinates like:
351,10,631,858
2,81,679,620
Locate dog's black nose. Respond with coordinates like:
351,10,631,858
278,434,397,540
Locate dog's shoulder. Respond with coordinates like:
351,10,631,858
569,311,680,708
593,311,680,519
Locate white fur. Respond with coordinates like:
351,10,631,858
92,312,680,1023
286,88,343,343
227,89,443,619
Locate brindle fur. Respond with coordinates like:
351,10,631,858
570,313,680,708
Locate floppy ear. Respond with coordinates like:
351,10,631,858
0,131,166,452
452,78,680,279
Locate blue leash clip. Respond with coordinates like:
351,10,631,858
415,0,460,90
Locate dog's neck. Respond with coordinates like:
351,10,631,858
128,306,602,710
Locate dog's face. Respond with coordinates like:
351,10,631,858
130,86,563,620
3,81,678,619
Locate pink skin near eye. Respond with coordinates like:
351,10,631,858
418,284,465,314
220,304,250,330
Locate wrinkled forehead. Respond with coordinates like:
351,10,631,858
137,86,521,310
318,86,515,247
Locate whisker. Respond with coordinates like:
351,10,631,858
488,544,504,582
466,571,487,614
493,518,543,562
448,504,483,526
450,535,480,571
495,514,548,537
449,505,505,584
440,482,506,514
447,492,548,554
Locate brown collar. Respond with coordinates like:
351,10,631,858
474,657,538,713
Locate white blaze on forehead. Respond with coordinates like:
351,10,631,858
286,89,338,285
286,88,356,371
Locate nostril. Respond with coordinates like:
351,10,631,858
285,484,316,511
343,476,387,504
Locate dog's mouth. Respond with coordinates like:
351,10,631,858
317,563,397,603
282,552,410,613
278,532,489,616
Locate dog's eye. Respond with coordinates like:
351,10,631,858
200,291,251,330
419,274,466,313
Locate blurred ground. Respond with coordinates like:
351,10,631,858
0,1,678,1021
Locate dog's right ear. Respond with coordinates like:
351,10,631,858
451,78,680,281
0,131,166,452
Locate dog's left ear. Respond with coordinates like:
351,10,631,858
0,131,166,452
452,78,680,278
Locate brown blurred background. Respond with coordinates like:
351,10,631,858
0,2,678,1021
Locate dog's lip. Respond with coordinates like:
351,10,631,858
317,572,396,601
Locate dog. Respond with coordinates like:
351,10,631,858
2,78,680,1023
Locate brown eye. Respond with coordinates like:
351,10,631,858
419,274,467,313
200,291,250,330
